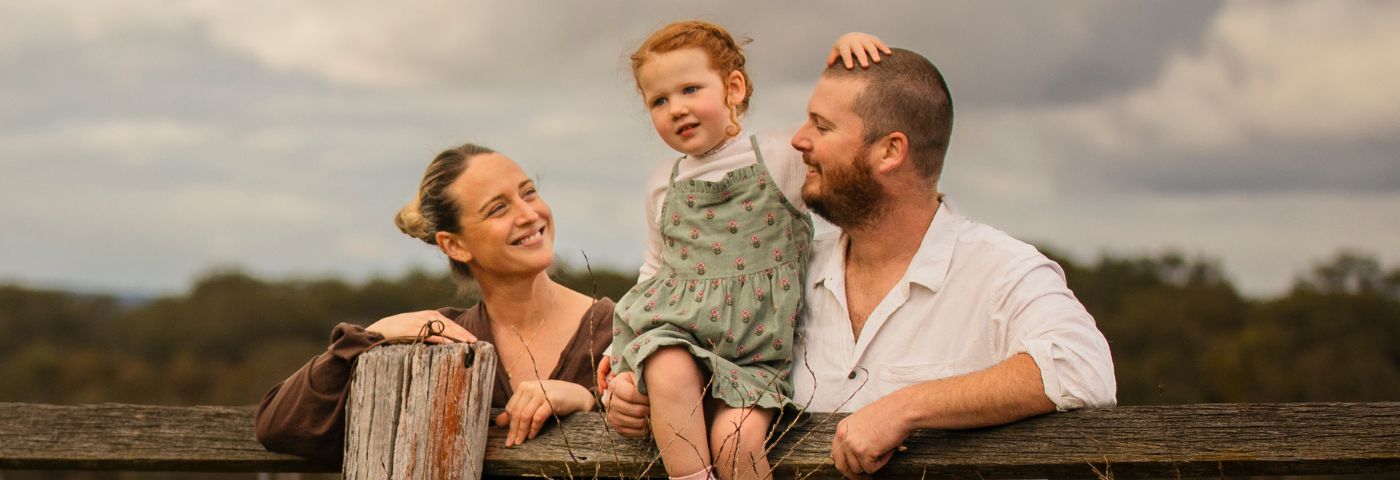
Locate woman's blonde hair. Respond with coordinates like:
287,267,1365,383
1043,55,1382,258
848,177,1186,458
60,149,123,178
395,142,496,286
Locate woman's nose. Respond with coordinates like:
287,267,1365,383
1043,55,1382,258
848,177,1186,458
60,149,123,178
515,200,542,224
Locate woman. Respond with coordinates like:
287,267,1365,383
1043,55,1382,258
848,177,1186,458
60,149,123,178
255,143,612,462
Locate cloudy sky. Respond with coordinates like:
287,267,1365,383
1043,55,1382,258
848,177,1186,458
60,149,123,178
2,0,1397,298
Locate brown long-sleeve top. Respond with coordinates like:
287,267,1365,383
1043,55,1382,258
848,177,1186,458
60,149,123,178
254,298,614,464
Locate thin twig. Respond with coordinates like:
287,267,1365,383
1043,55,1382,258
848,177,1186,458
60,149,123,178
502,296,581,462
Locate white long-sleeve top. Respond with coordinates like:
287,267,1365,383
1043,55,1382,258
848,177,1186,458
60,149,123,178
636,128,808,282
793,198,1118,413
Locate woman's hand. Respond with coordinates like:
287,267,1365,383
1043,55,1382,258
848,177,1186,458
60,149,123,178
365,310,476,344
494,380,595,446
828,32,892,69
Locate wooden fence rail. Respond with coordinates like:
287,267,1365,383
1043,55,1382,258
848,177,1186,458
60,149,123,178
2,402,1398,478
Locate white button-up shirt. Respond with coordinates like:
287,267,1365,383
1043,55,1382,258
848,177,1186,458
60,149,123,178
792,199,1117,412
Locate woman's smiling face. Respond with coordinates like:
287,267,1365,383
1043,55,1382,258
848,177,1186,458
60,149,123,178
440,152,554,278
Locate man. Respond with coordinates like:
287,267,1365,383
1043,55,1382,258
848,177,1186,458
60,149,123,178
605,47,1116,479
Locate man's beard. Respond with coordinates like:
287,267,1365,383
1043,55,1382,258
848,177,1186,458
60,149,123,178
802,144,886,230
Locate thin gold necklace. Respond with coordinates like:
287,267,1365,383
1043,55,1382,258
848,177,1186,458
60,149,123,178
497,291,554,381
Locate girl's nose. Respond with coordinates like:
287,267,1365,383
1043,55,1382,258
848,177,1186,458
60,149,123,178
669,100,688,118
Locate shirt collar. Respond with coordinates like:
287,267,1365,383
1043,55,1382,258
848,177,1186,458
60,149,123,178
905,196,961,292
810,231,848,292
692,129,747,160
810,195,962,294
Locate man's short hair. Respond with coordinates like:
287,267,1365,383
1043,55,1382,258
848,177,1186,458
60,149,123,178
823,48,953,180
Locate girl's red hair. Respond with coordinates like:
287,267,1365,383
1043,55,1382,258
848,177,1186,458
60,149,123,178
630,20,753,115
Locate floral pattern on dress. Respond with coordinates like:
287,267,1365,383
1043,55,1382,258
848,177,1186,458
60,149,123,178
611,135,814,410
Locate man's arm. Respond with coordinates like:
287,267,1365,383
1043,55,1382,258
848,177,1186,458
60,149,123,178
830,353,1053,477
832,258,1115,478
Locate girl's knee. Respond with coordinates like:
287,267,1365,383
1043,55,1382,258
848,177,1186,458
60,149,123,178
643,346,700,376
642,346,704,393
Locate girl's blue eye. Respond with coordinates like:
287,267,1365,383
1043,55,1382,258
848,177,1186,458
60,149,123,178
683,86,698,94
651,97,667,107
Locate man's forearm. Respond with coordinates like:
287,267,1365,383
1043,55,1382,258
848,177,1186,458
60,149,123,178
885,353,1055,431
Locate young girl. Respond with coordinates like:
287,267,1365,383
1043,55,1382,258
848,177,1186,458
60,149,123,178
608,21,885,480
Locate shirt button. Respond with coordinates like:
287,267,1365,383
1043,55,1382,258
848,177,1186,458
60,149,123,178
847,371,857,379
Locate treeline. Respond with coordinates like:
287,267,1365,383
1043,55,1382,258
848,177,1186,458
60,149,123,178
0,251,1396,407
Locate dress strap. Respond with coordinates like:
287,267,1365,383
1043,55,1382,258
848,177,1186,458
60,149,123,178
668,155,685,183
748,135,765,166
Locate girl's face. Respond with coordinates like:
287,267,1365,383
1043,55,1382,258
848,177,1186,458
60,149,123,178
436,153,554,279
637,48,747,157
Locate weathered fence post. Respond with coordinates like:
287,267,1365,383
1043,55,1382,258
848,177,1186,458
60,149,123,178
344,342,497,480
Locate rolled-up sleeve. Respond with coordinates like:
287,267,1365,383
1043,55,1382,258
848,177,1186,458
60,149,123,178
1001,260,1117,411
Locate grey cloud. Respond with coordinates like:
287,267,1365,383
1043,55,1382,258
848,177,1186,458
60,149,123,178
722,1,1222,107
163,1,1223,108
0,0,1395,297
1058,131,1400,195
0,23,328,130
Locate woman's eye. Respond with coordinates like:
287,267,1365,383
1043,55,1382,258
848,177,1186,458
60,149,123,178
523,188,538,199
488,204,506,216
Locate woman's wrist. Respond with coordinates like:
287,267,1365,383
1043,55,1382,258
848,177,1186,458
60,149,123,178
554,380,596,413
579,384,598,411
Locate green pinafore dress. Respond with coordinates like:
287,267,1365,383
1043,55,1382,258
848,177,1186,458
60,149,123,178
613,136,813,410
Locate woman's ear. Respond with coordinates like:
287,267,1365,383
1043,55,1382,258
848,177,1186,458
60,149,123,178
436,231,473,264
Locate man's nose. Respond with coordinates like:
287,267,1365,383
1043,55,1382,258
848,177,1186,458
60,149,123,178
791,129,811,152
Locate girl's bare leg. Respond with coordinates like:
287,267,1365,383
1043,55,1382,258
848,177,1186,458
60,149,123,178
709,405,774,480
643,346,712,477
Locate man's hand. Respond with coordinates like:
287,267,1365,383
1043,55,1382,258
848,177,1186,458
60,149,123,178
831,397,910,478
603,371,651,438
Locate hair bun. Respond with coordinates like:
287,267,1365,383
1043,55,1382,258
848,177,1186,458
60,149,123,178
395,199,436,245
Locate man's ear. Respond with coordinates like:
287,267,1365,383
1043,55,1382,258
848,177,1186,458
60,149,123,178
436,231,472,265
725,70,748,108
872,132,909,174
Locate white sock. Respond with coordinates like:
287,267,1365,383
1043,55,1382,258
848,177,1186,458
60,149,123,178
670,466,715,480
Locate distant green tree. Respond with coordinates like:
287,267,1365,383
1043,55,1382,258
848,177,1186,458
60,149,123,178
1225,252,1400,402
2,251,1395,409
1046,249,1250,404
552,258,638,302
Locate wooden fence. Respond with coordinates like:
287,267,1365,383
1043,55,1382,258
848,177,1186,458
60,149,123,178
2,401,1398,478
